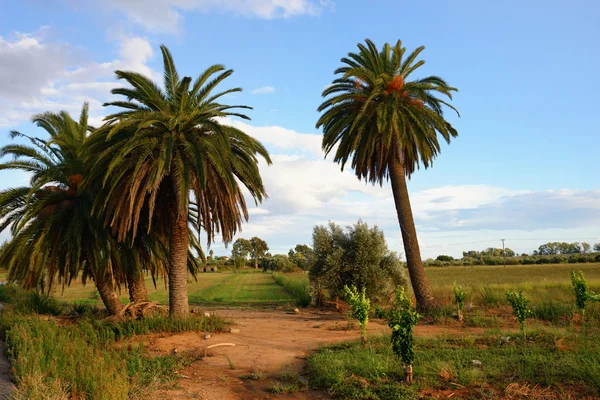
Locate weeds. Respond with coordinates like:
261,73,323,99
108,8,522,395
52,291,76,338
15,291,63,315
478,285,503,307
0,306,229,399
267,366,307,394
306,328,600,399
239,370,265,381
226,355,235,370
531,298,573,324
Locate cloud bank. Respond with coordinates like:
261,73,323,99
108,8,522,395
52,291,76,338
103,0,334,34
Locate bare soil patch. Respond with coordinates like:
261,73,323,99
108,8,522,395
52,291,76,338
144,308,484,399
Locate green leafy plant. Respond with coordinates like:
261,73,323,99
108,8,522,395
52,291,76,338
506,289,532,339
386,287,421,384
453,283,466,322
571,271,589,318
343,285,370,344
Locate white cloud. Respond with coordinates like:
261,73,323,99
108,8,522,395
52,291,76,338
204,122,600,258
0,28,75,102
229,120,323,157
0,30,157,127
251,86,275,95
103,0,333,34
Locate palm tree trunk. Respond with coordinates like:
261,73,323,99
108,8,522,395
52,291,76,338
127,270,148,303
168,199,190,317
94,272,123,316
389,155,434,312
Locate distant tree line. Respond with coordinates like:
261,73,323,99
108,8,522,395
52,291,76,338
427,241,600,267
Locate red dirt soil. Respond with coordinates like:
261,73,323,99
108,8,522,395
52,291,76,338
145,308,484,399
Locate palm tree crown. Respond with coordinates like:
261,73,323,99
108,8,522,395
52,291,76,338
0,104,133,313
90,45,271,244
317,39,459,183
89,45,271,316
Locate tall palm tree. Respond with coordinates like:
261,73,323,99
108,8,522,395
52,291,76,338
91,45,271,316
317,39,459,311
0,104,127,314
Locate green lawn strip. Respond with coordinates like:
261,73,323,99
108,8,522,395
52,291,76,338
195,273,244,303
305,327,600,399
237,273,295,302
185,272,294,305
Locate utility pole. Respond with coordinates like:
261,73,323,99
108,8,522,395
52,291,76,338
501,239,506,267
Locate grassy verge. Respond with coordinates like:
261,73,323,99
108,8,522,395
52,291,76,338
0,285,229,399
272,272,311,307
305,327,600,399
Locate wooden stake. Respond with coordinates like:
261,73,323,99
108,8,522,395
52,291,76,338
404,364,413,384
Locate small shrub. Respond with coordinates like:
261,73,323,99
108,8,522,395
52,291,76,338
343,285,370,344
506,289,532,338
453,283,466,322
571,270,589,318
0,283,27,304
67,302,103,317
386,287,420,384
15,291,62,316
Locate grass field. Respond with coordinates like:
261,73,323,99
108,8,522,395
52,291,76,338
3,263,599,310
306,325,600,399
39,271,297,307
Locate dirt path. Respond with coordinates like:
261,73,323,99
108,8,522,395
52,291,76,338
146,308,484,399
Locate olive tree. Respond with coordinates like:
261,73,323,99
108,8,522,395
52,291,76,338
309,220,407,304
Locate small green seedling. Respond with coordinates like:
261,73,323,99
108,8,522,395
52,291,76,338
506,289,532,339
571,271,589,319
453,283,466,322
387,287,421,384
343,285,370,345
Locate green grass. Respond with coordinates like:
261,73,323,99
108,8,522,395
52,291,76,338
272,272,311,306
426,263,600,289
424,263,600,316
0,303,228,399
0,313,183,399
188,272,296,305
306,326,600,399
19,271,297,307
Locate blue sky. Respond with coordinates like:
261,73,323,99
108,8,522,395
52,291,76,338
0,0,599,258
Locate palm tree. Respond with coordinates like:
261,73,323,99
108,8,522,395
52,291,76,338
317,39,459,311
0,104,127,314
91,45,270,316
